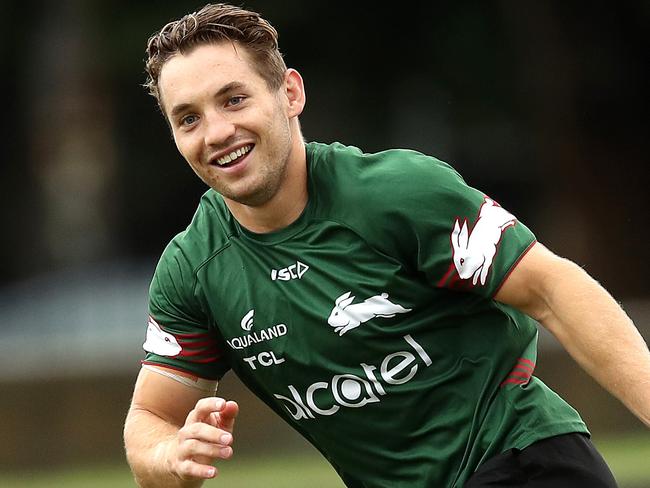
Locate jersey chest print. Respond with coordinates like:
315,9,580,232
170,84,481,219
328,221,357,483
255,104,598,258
327,291,412,336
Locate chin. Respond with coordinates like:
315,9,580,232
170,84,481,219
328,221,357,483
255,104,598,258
232,192,275,207
213,172,283,207
218,185,273,207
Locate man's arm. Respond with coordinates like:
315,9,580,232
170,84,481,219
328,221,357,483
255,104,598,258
494,242,650,427
124,366,239,488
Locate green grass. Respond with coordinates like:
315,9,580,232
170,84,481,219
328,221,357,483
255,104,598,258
595,433,650,487
0,453,343,488
1,467,134,488
1,434,648,487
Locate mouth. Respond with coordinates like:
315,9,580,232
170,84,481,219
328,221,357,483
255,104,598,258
209,144,254,168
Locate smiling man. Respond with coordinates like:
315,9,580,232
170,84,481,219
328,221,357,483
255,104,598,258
123,4,650,488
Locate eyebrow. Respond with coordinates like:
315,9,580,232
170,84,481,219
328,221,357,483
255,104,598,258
169,81,248,119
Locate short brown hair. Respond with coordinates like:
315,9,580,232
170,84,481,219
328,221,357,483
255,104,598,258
144,3,287,104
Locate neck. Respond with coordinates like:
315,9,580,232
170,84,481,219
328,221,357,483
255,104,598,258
224,140,308,234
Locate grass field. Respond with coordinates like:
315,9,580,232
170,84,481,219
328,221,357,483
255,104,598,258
0,452,344,488
1,434,648,487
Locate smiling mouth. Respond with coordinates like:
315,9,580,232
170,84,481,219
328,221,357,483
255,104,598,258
211,144,253,167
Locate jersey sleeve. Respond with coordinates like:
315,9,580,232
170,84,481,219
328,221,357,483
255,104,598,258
400,154,536,297
143,237,230,380
338,148,536,298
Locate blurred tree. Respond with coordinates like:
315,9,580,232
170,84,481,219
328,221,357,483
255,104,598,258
26,0,119,267
500,1,650,295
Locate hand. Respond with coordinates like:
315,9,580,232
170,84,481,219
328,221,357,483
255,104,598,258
172,397,239,480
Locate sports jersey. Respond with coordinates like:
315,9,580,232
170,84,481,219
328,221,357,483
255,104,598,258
143,141,588,487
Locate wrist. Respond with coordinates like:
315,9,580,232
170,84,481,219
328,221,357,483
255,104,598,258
152,436,181,482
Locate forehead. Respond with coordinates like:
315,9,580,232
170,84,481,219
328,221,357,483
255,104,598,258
158,42,265,112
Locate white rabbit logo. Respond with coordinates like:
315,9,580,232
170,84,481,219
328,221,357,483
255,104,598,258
327,292,412,336
143,316,182,357
451,197,517,286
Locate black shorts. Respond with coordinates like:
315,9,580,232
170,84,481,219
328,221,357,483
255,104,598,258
465,433,618,488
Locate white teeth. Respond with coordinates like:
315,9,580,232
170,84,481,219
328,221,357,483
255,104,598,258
216,145,251,165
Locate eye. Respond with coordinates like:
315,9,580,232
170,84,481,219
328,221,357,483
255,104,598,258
227,96,246,107
180,114,199,127
460,258,465,265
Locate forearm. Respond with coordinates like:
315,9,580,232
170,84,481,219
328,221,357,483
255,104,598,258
537,258,650,426
124,408,202,488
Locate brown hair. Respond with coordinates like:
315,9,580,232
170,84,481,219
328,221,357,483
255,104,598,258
144,3,287,104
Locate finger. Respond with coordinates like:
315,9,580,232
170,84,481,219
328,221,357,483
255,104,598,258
191,449,232,469
185,397,226,425
180,422,233,447
179,438,234,461
176,458,218,480
212,401,239,433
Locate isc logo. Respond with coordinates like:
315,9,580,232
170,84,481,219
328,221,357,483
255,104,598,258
270,261,309,281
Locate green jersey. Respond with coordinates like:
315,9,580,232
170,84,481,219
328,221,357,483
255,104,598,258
143,142,588,487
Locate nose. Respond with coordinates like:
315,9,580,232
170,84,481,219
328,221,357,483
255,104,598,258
203,109,236,147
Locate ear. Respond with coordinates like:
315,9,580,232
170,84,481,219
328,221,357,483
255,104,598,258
284,68,306,118
452,219,461,249
336,291,351,306
459,220,469,248
339,295,355,309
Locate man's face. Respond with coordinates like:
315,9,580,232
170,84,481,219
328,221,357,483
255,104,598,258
158,42,294,206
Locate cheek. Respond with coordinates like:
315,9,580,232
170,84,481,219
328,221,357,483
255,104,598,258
265,107,292,145
174,136,202,165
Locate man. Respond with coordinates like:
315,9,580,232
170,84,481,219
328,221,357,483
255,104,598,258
123,4,650,487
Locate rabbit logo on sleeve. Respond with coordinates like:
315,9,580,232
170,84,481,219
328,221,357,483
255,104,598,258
451,197,517,286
